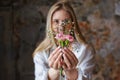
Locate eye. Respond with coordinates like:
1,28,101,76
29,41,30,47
53,19,59,25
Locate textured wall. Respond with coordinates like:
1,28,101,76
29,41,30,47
13,0,56,80
0,0,120,80
71,0,120,80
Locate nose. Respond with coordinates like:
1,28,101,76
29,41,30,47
58,26,64,32
58,21,65,32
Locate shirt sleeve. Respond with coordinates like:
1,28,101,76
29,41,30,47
33,51,49,80
76,44,95,80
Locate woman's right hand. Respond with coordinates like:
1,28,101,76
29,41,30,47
48,46,63,80
48,46,63,69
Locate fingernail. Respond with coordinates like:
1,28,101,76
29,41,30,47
60,48,62,51
58,46,61,48
64,47,67,49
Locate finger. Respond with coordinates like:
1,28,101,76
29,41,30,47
51,48,62,62
64,48,78,66
48,49,62,67
62,61,67,70
53,52,63,69
58,61,61,69
65,47,77,61
63,54,72,69
48,46,61,60
62,49,75,68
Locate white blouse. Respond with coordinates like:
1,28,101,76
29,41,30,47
33,41,95,80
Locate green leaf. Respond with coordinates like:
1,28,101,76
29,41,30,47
65,40,69,46
60,41,64,47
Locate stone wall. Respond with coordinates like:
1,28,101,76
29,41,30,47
0,0,120,80
71,0,120,80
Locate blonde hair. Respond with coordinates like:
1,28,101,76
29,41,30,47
33,0,86,56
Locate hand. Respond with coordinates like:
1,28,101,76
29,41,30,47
48,46,63,69
63,68,78,80
61,47,78,80
48,46,63,80
61,47,78,70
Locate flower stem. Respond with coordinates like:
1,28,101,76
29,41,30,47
60,67,63,76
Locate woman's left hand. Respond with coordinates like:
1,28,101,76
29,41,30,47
61,47,78,80
61,47,78,70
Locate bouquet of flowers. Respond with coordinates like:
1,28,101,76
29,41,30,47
55,32,74,47
54,19,74,77
55,32,74,76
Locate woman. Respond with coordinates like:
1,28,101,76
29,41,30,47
33,1,95,80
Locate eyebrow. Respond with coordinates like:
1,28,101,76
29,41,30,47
52,19,59,21
52,18,71,21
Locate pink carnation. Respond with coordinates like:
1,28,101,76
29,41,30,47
65,35,74,42
55,32,74,47
55,32,66,41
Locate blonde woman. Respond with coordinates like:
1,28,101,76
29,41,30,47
33,1,95,80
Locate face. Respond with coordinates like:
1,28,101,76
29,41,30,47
52,9,72,34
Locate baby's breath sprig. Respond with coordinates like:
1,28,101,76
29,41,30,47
61,19,72,27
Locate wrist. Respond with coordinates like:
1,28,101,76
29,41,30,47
48,68,60,80
64,68,78,80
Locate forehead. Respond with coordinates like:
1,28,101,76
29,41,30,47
52,9,71,20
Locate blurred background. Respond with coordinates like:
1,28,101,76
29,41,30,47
0,0,120,80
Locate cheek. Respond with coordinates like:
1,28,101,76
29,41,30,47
65,24,72,30
52,25,58,32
